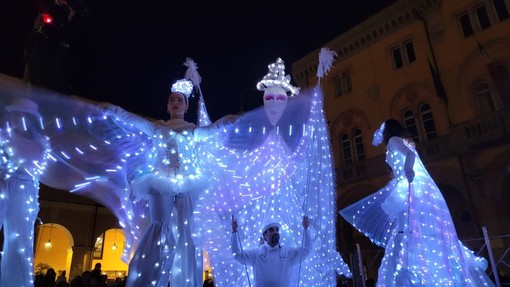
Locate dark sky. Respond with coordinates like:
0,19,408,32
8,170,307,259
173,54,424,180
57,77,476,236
0,0,394,121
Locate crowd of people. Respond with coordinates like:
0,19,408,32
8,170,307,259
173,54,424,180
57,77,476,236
33,264,126,287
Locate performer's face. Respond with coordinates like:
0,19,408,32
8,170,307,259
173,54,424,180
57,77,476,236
264,226,280,247
167,93,188,118
263,86,288,126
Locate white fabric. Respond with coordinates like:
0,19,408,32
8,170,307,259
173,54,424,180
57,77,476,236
0,75,351,286
0,173,39,287
341,136,494,287
5,98,41,119
371,121,385,146
202,87,352,286
107,104,206,287
0,104,49,287
231,229,311,287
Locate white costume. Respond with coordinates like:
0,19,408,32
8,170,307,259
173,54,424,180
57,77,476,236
105,101,210,287
202,54,351,286
231,228,312,287
0,99,49,287
341,120,495,287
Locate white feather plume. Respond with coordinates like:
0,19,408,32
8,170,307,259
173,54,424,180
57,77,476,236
317,48,337,78
184,57,201,86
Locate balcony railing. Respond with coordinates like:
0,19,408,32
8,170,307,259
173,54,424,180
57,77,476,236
336,155,386,186
449,109,510,151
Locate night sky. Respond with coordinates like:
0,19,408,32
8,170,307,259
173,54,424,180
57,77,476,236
0,0,394,121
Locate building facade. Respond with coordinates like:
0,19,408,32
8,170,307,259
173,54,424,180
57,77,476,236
292,0,510,282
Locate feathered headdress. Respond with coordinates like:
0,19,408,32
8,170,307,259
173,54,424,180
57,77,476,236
170,79,193,100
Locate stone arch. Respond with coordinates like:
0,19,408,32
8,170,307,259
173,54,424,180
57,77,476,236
35,223,75,252
92,228,129,277
331,109,372,135
389,82,441,118
34,223,74,276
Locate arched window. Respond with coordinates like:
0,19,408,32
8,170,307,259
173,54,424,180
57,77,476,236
341,133,353,164
403,109,419,143
419,103,437,139
475,82,496,114
353,128,365,160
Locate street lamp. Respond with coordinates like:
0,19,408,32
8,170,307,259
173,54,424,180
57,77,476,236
44,224,53,252
111,228,118,254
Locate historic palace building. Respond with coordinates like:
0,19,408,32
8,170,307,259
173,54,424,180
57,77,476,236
292,0,510,282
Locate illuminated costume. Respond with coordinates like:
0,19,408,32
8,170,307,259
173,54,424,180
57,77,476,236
0,98,50,287
0,72,213,287
201,53,351,286
340,119,495,286
104,77,223,287
231,223,312,287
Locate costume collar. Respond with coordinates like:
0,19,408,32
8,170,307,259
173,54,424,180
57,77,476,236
264,242,280,252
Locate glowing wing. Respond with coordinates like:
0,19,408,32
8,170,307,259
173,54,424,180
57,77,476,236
0,74,152,262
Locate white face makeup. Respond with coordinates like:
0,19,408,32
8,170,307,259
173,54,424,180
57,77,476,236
263,86,288,126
